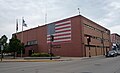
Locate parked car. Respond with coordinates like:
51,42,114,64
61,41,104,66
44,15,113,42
105,50,117,57
115,49,120,55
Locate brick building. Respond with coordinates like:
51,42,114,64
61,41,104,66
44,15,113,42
15,15,111,57
111,33,120,44
111,33,120,49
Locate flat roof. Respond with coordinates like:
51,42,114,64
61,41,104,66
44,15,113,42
14,14,110,34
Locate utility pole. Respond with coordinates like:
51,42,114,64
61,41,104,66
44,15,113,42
101,31,105,55
21,17,24,58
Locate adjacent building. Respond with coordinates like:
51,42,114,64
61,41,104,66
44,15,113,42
111,33,120,49
111,33,120,44
15,15,111,57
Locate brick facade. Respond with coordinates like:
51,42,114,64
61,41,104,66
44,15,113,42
15,15,111,57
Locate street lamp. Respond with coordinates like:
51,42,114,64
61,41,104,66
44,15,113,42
87,36,91,57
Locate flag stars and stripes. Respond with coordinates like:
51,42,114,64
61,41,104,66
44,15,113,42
22,18,27,27
47,20,71,43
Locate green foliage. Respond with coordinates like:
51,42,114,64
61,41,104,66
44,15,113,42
9,37,22,52
0,35,24,58
8,36,24,58
0,35,8,52
3,43,9,53
31,53,53,57
31,53,41,57
17,43,25,54
0,35,8,45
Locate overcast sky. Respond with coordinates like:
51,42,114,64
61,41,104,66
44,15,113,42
0,0,120,39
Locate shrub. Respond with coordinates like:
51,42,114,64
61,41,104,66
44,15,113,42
31,53,41,57
40,53,51,57
31,53,54,57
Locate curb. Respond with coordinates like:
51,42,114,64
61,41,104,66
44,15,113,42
24,56,60,60
0,56,104,62
1,59,70,62
1,60,57,62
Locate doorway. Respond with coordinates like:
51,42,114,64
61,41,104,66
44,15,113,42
29,50,32,56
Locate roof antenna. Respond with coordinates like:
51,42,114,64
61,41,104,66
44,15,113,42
78,8,80,15
45,4,47,25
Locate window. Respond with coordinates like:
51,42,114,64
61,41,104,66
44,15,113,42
27,40,38,46
96,37,101,41
83,23,102,32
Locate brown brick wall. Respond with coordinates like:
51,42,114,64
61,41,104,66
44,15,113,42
15,15,111,57
81,15,111,56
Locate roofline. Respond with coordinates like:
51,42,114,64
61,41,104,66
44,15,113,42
111,33,120,37
14,15,80,35
14,14,110,34
80,15,110,31
14,24,47,35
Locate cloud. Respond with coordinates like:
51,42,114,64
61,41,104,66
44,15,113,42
0,0,120,39
109,25,120,34
98,0,120,27
0,0,48,38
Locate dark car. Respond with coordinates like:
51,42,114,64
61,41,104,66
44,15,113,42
112,46,120,55
115,49,120,55
105,50,117,57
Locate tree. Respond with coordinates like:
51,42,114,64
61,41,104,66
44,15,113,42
3,43,10,53
0,35,8,45
9,36,23,58
0,35,8,57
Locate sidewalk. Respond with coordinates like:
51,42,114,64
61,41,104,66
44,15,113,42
57,55,105,61
0,55,105,62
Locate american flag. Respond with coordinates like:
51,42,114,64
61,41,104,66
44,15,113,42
47,20,71,43
16,19,18,31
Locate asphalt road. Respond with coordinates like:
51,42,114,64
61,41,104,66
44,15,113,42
0,56,120,73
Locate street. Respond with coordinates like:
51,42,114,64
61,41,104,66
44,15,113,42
0,56,120,73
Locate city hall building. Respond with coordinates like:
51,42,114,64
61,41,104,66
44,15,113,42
15,15,111,57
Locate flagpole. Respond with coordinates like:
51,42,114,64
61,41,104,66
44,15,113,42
21,17,24,58
45,12,47,25
16,19,18,33
45,5,47,25
15,19,18,58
